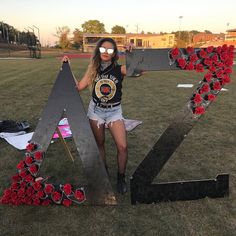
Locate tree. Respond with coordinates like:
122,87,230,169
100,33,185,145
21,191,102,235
189,30,200,35
111,25,126,34
72,28,83,50
81,20,106,34
55,26,71,49
204,30,212,34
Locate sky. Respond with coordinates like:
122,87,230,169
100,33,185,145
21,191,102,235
1,0,236,46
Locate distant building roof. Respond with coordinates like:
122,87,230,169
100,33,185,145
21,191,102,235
226,28,236,32
83,33,126,37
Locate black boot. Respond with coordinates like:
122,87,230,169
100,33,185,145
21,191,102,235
117,173,127,194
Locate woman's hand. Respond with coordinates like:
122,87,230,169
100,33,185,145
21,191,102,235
62,55,69,63
123,42,134,52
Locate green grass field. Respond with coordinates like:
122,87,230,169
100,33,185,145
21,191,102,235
0,56,235,236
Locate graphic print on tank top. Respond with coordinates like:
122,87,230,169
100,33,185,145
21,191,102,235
94,74,117,103
93,64,123,104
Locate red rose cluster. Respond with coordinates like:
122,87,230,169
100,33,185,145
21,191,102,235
0,142,85,207
170,44,234,115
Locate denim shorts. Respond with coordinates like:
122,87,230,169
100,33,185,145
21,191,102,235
87,100,124,127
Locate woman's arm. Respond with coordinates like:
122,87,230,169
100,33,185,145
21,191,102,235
62,56,91,91
121,65,126,76
76,70,91,91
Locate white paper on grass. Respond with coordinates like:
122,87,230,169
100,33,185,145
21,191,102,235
4,132,34,150
177,84,193,88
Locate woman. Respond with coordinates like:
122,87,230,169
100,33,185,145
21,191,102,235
76,38,130,194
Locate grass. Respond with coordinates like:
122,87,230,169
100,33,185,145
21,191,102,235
0,56,236,236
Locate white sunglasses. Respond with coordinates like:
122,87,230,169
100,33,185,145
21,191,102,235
99,47,114,55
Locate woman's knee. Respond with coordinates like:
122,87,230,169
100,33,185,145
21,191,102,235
117,143,128,154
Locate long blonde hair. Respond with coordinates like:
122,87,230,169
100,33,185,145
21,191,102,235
87,37,119,87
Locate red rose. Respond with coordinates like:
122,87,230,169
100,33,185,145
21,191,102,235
17,188,26,198
216,46,222,54
36,190,45,199
11,192,18,201
177,58,186,69
11,174,22,183
44,184,54,194
193,93,202,104
200,83,210,93
204,73,213,82
3,189,12,197
25,174,34,183
26,143,36,152
17,161,25,170
20,181,27,188
209,65,216,73
62,199,72,207
220,52,229,62
199,49,207,58
32,181,42,191
170,48,179,59
63,184,72,195
207,94,216,101
206,46,214,53
11,182,20,190
26,186,35,197
211,54,218,62
186,46,194,55
216,70,224,78
221,44,228,52
185,62,195,70
33,198,41,206
224,58,233,67
41,199,52,206
215,62,224,68
19,170,28,178
190,53,198,62
195,63,204,72
34,151,43,161
222,74,231,84
203,58,212,67
224,67,233,74
193,106,205,115
25,156,33,166
212,81,222,90
75,189,85,201
29,164,38,175
52,191,62,202
229,45,234,52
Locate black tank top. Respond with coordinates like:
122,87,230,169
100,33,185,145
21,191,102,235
92,63,123,104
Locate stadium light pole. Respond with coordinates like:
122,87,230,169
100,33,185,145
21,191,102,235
178,16,183,41
33,25,40,43
28,26,34,34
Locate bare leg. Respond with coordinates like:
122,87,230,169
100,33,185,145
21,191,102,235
89,119,106,165
108,120,128,174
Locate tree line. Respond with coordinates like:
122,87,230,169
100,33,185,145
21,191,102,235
0,20,214,50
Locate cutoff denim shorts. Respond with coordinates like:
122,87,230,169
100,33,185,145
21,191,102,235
87,100,124,127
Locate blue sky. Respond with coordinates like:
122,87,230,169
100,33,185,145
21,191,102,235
1,0,236,45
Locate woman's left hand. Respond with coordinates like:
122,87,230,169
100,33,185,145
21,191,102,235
123,42,134,52
62,56,69,63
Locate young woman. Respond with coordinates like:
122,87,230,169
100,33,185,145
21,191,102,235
74,37,131,194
